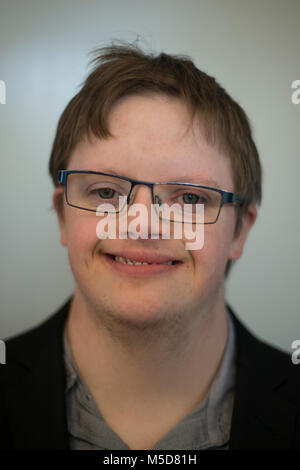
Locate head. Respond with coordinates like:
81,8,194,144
50,42,261,337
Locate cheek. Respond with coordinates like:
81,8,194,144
65,214,99,260
190,223,234,277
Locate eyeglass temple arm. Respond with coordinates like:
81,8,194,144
57,170,66,184
222,192,244,206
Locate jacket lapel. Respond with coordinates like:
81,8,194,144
228,305,296,449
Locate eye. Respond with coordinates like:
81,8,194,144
87,186,120,199
181,193,203,204
95,187,117,199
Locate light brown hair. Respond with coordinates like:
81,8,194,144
49,41,262,277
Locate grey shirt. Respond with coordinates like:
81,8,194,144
63,309,236,450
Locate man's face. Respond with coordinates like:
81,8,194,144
54,94,255,330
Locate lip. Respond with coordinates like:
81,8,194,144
101,252,183,277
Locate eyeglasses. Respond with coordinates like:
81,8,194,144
57,170,243,224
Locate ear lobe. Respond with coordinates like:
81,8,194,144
228,204,257,261
52,187,68,247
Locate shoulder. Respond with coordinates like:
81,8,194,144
0,297,72,387
0,298,72,449
227,305,300,449
228,304,299,387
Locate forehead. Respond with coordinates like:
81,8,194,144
68,94,234,190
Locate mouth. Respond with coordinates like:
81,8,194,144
102,253,183,276
107,254,181,265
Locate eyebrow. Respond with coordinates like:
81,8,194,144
91,169,222,189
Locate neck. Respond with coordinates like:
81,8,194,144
65,287,229,418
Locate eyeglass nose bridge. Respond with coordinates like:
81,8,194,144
126,180,157,207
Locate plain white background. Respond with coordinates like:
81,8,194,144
0,0,299,354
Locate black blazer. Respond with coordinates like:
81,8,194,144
1,298,299,450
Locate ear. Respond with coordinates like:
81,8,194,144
52,186,68,247
228,204,257,261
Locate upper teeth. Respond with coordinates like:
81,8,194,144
114,256,173,265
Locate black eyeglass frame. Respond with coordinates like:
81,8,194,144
57,170,244,224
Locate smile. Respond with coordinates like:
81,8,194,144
114,256,177,266
103,253,183,277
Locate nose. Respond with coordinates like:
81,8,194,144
128,184,153,207
126,184,158,239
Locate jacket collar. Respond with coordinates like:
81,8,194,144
4,299,296,449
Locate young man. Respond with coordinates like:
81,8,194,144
1,43,299,450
